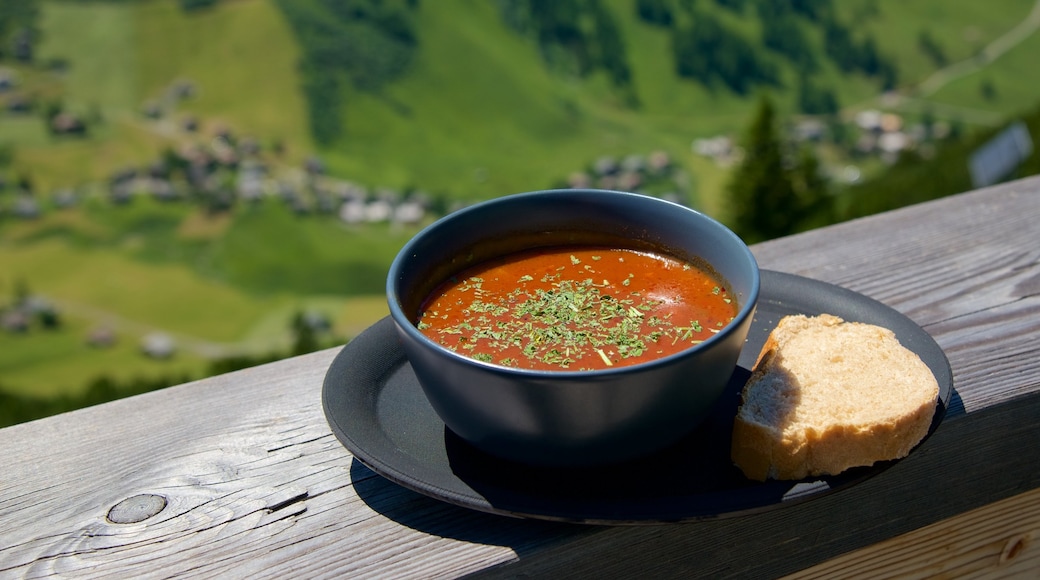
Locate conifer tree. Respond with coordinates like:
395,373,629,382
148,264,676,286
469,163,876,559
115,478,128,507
727,95,800,243
291,311,320,356
791,145,833,230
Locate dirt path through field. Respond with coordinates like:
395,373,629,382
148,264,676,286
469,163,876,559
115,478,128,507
49,297,273,358
916,0,1040,97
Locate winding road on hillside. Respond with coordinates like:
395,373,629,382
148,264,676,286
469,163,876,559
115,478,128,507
49,297,281,359
916,0,1040,97
847,0,1040,126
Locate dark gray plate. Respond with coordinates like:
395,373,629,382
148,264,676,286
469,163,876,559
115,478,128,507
323,270,953,525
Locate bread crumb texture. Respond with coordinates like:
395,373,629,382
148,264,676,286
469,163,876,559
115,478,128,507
731,314,940,481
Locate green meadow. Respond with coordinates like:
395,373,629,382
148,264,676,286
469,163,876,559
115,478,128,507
3,0,1040,405
0,195,408,397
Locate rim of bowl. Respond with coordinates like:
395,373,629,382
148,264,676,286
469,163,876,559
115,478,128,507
386,189,761,378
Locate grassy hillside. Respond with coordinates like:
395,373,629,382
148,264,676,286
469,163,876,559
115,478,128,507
207,200,417,295
132,0,314,155
0,195,407,396
10,0,313,192
289,0,1040,209
8,0,1039,203
318,0,770,210
2,0,1040,409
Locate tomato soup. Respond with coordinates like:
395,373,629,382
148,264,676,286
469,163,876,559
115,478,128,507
416,245,737,371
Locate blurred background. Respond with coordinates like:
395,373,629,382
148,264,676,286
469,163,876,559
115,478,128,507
2,0,1039,426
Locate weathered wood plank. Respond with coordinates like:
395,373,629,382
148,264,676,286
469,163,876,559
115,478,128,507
1,177,1039,579
469,392,1040,579
784,487,1040,579
0,355,556,579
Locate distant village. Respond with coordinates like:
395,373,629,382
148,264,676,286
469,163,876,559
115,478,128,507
0,72,958,359
692,105,956,184
1,69,962,230
0,70,695,225
0,74,693,358
0,118,687,229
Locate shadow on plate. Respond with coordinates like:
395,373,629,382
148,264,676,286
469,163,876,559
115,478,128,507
352,366,938,526
440,366,847,524
348,458,583,547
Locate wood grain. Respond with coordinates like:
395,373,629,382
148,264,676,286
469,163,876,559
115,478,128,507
2,177,1040,579
469,392,1040,579
0,356,551,579
784,487,1040,580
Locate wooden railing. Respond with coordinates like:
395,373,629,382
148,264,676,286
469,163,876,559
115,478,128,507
2,176,1040,578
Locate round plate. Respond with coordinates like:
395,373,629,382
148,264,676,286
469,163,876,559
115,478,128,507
323,270,953,525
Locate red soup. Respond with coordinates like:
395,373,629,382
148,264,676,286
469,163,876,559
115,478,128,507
416,245,738,371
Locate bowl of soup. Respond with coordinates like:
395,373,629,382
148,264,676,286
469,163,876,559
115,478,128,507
387,189,759,466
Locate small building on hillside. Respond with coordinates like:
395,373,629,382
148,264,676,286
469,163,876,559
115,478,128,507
1,310,29,333
617,171,642,192
0,68,17,91
363,199,393,222
142,333,176,359
51,112,86,135
339,199,366,224
182,115,199,132
567,171,591,189
141,101,162,119
52,189,79,208
13,196,40,219
86,326,117,348
621,154,645,174
593,156,619,176
392,200,425,225
6,94,31,113
648,150,671,174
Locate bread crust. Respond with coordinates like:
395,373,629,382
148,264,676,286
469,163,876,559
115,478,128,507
731,314,939,481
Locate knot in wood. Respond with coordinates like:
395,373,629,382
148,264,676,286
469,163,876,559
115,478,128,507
107,493,167,524
999,533,1031,565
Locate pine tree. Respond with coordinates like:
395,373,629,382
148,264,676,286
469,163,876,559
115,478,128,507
727,95,800,243
291,311,320,356
791,145,833,231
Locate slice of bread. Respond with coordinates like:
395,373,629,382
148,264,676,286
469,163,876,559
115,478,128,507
731,314,939,481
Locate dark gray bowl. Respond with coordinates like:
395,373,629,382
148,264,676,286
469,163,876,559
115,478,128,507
386,189,760,466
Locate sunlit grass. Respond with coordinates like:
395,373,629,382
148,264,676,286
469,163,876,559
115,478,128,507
133,0,314,160
0,312,208,398
4,0,1039,402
